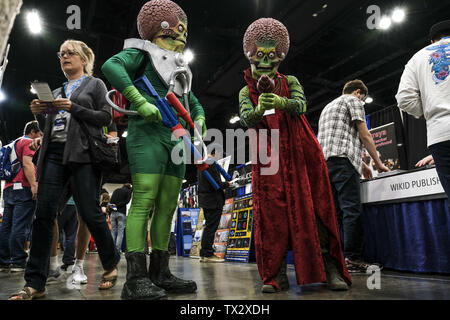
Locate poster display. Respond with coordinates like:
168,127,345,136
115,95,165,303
189,208,205,258
225,194,254,263
364,122,401,178
176,208,200,257
212,198,234,259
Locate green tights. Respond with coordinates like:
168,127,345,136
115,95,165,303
126,173,182,252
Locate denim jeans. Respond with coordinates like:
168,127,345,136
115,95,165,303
24,143,120,291
110,211,126,252
200,207,222,257
0,187,35,267
57,204,78,265
429,140,450,206
326,157,364,261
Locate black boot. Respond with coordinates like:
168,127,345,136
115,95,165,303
121,252,167,300
275,255,290,291
149,249,197,294
323,253,349,291
262,254,289,293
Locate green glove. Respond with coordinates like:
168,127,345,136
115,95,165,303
258,93,287,110
122,86,162,123
194,116,207,139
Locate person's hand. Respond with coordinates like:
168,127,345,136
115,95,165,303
362,162,373,179
194,117,207,139
258,93,287,110
30,99,47,115
31,184,38,200
137,101,162,123
52,98,72,111
377,163,390,173
29,137,42,151
415,155,434,167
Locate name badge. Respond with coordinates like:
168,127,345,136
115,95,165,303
54,117,67,132
13,182,23,190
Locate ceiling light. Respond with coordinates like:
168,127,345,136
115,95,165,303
229,116,240,124
365,96,373,104
184,49,194,64
27,10,42,34
0,90,5,102
392,8,405,23
379,16,392,30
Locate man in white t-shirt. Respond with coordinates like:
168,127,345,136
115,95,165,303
396,20,450,202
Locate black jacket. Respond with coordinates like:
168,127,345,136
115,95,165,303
35,76,112,181
110,186,132,214
198,163,229,210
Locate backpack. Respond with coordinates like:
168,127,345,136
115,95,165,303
0,138,22,181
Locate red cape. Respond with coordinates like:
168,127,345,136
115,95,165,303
244,68,351,286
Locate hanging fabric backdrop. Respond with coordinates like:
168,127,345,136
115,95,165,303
362,199,450,273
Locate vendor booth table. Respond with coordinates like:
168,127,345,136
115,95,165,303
361,166,450,273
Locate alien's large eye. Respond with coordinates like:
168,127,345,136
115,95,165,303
268,52,276,59
178,24,185,33
256,51,264,58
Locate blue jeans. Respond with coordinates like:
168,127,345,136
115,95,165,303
24,143,120,291
0,187,36,267
110,211,126,252
429,140,450,206
326,157,364,261
57,204,78,265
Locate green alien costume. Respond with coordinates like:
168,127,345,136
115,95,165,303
101,0,205,300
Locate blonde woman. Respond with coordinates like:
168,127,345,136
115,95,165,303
9,40,120,300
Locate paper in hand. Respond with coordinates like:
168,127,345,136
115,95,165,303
31,82,54,102
31,81,58,114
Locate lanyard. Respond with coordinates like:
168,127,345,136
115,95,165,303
64,75,86,99
61,75,86,114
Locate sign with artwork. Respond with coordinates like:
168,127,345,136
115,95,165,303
176,208,200,257
212,198,234,259
225,194,254,263
363,122,401,178
189,208,205,258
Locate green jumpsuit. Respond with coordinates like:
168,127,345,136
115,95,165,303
102,48,205,252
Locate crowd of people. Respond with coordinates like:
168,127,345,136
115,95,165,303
0,0,448,301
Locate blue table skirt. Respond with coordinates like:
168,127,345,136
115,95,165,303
362,199,450,273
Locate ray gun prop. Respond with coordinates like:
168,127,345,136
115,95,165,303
106,75,231,190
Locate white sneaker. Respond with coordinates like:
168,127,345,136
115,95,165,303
72,264,88,284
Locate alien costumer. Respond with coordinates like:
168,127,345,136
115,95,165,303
102,0,206,300
239,18,352,292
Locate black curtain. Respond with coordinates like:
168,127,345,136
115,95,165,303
402,112,428,170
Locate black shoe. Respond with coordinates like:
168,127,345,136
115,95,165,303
121,252,167,300
345,258,383,273
149,249,197,294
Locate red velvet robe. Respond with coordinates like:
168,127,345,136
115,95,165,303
244,69,351,288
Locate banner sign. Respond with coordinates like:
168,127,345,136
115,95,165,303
361,167,446,204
